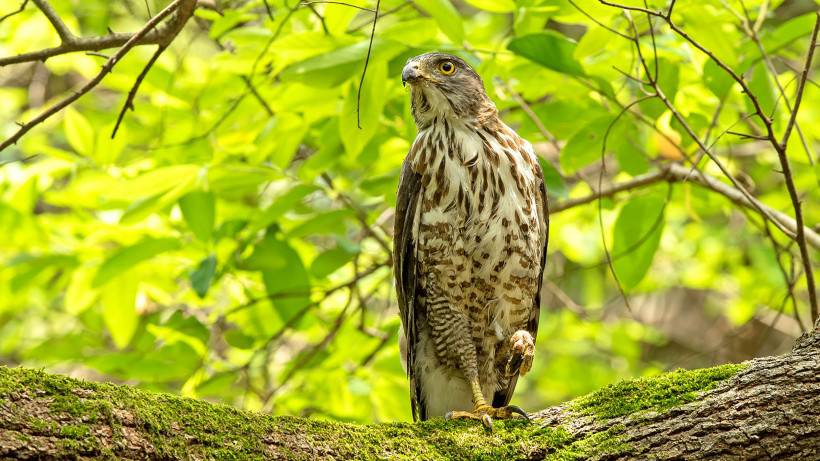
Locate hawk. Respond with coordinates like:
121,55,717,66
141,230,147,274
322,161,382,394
394,52,549,428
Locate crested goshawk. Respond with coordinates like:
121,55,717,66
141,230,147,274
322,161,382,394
394,52,549,428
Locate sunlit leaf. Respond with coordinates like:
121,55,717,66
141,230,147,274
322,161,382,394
93,237,180,287
413,0,464,43
508,32,585,76
101,275,139,349
464,0,515,13
560,116,614,174
611,192,667,290
245,234,311,321
180,190,216,242
64,108,95,157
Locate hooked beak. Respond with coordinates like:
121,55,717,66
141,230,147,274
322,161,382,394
402,63,421,87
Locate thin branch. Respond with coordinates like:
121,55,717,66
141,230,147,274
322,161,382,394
262,0,274,19
568,0,631,40
0,0,195,151
738,0,814,166
112,44,168,138
0,0,193,67
726,130,769,141
31,0,72,41
356,0,379,129
597,96,655,310
550,168,670,213
777,12,820,321
111,0,197,138
0,0,29,24
301,0,375,12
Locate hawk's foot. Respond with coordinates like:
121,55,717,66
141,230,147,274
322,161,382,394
506,330,535,377
445,404,529,431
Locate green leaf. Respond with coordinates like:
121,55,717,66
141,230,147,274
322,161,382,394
288,209,354,238
190,255,216,298
611,192,666,290
281,39,405,87
250,183,320,235
538,158,567,199
508,32,585,76
246,235,311,321
464,0,515,13
64,108,95,157
65,266,98,315
413,0,464,43
746,62,776,118
560,116,614,174
612,121,649,176
93,237,180,287
101,275,139,349
310,246,356,278
703,59,733,99
255,113,308,167
224,329,256,349
120,175,197,225
179,190,215,242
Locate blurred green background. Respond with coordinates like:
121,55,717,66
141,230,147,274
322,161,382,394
0,0,817,423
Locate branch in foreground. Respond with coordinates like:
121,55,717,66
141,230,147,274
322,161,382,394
1,328,818,459
0,0,194,68
0,0,197,152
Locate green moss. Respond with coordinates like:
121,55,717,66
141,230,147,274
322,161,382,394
60,424,91,439
547,424,628,460
573,363,746,419
0,364,745,459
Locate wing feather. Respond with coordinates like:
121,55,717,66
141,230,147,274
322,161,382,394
492,156,550,407
394,158,424,420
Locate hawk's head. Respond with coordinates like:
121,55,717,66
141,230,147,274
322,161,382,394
402,52,496,126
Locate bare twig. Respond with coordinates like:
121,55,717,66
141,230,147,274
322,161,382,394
0,0,196,152
356,0,379,129
111,44,168,138
262,0,274,19
738,0,814,166
777,12,820,321
568,0,631,40
598,95,655,307
31,0,72,41
0,0,29,24
302,1,374,12
0,1,192,67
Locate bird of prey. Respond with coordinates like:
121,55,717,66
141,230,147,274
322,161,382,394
394,52,549,429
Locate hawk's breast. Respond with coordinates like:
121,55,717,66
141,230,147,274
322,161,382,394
410,118,543,343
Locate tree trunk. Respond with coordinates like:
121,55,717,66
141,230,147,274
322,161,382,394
1,328,819,460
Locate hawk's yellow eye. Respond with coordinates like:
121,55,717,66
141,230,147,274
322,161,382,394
438,61,456,75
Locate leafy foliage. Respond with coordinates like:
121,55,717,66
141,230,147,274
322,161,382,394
0,0,817,424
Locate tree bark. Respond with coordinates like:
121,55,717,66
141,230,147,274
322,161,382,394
1,328,818,460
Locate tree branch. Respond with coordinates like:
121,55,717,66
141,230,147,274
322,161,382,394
550,164,820,250
0,0,29,24
0,0,198,151
0,0,198,67
31,0,72,41
2,329,818,458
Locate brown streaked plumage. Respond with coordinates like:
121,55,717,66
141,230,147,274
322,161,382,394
394,52,549,428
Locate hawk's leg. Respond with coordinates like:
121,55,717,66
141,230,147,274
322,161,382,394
444,374,529,430
505,330,535,377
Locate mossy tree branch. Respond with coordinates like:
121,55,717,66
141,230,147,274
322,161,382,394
1,328,819,460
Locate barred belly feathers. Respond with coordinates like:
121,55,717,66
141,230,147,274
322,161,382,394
394,52,549,427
